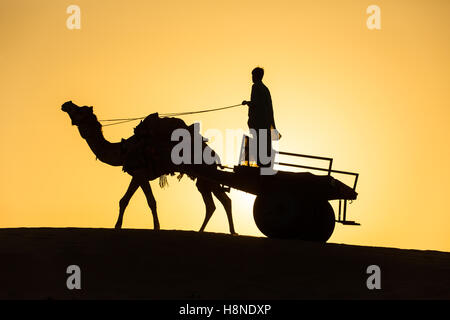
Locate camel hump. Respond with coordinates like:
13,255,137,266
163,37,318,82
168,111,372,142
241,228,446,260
134,113,189,139
133,113,159,136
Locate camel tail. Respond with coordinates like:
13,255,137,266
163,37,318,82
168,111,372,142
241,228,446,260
159,175,169,188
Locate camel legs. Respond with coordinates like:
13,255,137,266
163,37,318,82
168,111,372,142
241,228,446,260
199,188,237,235
199,191,216,233
212,189,237,235
115,177,140,229
115,177,160,230
140,180,160,230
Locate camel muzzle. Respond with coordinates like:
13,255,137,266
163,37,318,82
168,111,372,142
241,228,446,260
61,101,76,113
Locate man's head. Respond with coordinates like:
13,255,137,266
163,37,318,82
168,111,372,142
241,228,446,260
252,67,264,83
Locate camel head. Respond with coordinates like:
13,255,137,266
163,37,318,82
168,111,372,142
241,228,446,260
62,101,102,140
61,101,96,126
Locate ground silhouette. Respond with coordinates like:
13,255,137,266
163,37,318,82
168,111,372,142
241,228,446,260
0,228,449,299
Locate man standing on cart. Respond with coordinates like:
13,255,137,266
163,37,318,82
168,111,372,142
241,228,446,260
242,67,280,169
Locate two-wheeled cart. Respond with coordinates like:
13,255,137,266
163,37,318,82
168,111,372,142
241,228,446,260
187,136,360,242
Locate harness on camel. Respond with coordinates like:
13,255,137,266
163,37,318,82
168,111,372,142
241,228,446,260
119,113,220,188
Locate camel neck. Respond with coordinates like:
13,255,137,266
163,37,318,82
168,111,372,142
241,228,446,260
78,119,123,167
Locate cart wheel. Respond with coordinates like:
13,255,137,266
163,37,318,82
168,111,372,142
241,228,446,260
253,192,335,242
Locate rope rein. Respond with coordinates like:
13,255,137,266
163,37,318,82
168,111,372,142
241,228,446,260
99,103,242,127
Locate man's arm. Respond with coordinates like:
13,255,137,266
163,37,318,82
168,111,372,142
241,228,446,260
267,103,276,129
242,84,260,107
265,89,281,138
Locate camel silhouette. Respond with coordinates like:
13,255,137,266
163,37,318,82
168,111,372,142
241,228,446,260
61,101,236,235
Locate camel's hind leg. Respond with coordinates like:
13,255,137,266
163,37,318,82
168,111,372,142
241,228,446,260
199,191,216,232
212,188,237,235
140,180,160,230
115,177,140,229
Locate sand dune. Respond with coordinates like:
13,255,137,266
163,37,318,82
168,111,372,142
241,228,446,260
0,228,448,300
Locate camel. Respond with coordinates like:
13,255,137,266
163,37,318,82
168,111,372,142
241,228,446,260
61,101,236,235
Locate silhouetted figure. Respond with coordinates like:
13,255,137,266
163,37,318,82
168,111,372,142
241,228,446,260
61,101,236,235
242,67,280,167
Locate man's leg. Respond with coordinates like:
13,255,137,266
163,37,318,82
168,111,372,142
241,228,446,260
257,128,274,168
248,127,258,165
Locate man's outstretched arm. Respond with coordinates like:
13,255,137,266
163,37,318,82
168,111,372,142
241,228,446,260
242,84,261,107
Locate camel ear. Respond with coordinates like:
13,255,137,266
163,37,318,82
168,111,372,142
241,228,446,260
88,106,93,113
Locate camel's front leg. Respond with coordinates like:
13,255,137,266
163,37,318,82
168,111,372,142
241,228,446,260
115,177,140,229
140,180,160,230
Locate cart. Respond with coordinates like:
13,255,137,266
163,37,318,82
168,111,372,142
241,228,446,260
184,135,360,242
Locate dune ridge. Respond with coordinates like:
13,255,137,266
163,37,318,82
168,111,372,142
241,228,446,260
0,228,448,299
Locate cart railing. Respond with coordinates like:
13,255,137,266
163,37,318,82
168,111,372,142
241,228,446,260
274,151,361,226
238,135,359,191
274,151,359,191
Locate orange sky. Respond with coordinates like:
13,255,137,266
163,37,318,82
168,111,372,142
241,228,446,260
1,0,449,252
